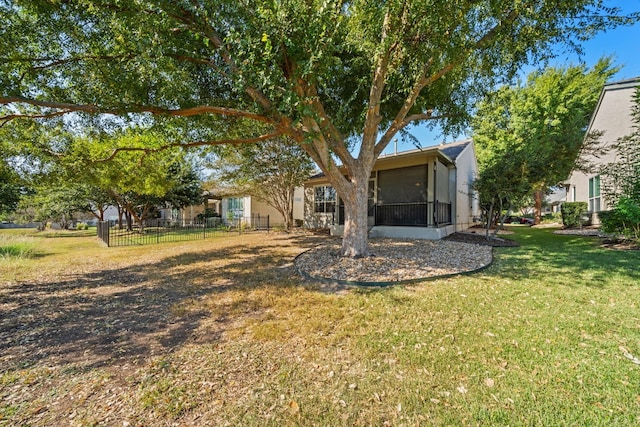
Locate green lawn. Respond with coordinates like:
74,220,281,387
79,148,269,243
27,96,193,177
1,227,639,426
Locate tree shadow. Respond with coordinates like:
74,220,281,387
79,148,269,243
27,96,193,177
490,228,640,286
0,234,326,373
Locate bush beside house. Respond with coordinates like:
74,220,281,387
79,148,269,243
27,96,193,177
561,202,588,228
598,198,640,241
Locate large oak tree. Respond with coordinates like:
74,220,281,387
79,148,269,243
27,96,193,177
1,0,637,256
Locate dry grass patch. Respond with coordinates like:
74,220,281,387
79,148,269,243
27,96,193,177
2,227,640,426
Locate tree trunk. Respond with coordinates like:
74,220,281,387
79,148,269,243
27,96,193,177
117,205,124,229
287,210,294,231
533,190,543,225
340,175,370,258
125,211,133,231
484,202,494,239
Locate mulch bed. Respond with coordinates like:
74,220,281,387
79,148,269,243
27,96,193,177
295,238,494,283
443,230,520,247
553,227,640,250
600,238,640,250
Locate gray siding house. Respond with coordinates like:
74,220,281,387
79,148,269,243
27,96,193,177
565,77,640,222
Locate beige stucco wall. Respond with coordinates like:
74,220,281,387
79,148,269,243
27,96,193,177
178,205,205,222
303,186,335,228
435,159,449,202
250,198,286,226
452,141,480,231
566,79,638,217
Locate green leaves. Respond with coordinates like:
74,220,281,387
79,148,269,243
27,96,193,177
207,137,314,229
1,0,638,252
472,58,619,215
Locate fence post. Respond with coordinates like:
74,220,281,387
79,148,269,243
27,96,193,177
97,221,110,247
267,215,270,232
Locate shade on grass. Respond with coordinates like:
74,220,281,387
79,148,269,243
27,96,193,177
1,227,639,425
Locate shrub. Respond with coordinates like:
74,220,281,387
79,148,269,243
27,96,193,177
599,210,622,234
196,208,220,221
0,235,36,259
76,222,89,230
542,212,562,224
561,202,588,228
600,197,640,240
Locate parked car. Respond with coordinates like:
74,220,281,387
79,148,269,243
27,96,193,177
504,216,534,225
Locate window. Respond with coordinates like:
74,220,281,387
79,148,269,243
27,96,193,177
227,197,244,218
314,186,336,213
589,175,601,212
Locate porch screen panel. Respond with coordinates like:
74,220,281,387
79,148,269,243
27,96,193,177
377,165,428,203
377,165,428,226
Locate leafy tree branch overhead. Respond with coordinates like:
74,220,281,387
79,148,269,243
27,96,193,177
1,0,638,256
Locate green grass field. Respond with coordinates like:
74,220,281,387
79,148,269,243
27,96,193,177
1,226,639,426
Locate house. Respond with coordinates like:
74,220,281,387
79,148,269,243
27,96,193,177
303,139,480,239
220,188,305,228
160,192,222,224
565,77,640,223
543,188,567,214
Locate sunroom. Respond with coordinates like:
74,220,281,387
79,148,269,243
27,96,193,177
303,139,478,240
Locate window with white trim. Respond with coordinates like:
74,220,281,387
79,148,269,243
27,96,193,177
227,197,244,218
589,175,601,212
314,186,336,213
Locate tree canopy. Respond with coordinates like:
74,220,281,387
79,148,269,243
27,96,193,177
2,123,204,227
1,0,637,255
472,58,618,225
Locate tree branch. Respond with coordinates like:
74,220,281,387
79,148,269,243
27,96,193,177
0,110,71,128
0,96,276,124
374,8,521,158
2,54,137,70
361,8,398,162
95,130,285,162
375,111,456,155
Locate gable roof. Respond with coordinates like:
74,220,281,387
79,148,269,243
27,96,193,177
586,77,640,134
438,139,472,161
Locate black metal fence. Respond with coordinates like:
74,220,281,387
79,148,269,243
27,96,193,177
97,215,270,247
338,201,452,227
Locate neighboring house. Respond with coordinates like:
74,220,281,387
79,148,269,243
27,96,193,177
565,77,640,223
303,139,480,240
220,187,305,228
543,188,567,214
161,193,222,224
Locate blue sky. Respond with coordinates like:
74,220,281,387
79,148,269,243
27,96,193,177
383,0,640,154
